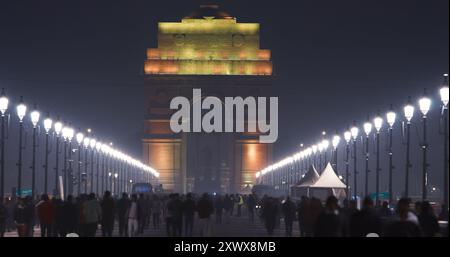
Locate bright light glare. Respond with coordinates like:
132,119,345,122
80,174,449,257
43,118,53,133
404,104,414,122
373,116,383,132
16,103,27,121
344,131,351,143
418,96,431,116
386,111,396,128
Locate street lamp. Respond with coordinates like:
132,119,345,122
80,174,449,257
404,97,414,198
108,172,112,194
351,124,359,200
16,97,27,198
76,132,84,195
322,139,330,166
95,141,102,196
418,89,431,201
54,120,63,196
373,113,383,205
318,142,324,171
386,107,396,204
30,107,40,198
114,173,118,196
67,127,74,195
62,126,70,197
363,119,372,197
311,144,318,168
332,134,340,175
0,89,8,200
43,115,52,194
89,138,96,194
83,137,90,194
344,130,351,200
439,74,449,208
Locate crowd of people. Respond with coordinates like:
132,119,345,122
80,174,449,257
0,191,448,237
259,195,448,237
0,191,255,237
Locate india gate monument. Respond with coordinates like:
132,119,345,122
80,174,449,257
142,5,273,194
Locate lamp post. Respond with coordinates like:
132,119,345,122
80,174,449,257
363,119,372,197
0,89,9,200
114,173,118,196
16,97,27,198
322,139,330,167
312,145,318,168
53,120,63,196
344,130,351,200
89,138,96,194
386,107,396,204
30,107,40,199
129,179,133,194
76,132,84,195
318,142,324,171
439,74,449,208
373,113,383,205
67,128,74,195
83,137,90,194
43,116,52,195
95,141,102,196
404,97,415,198
419,89,431,201
108,172,112,194
100,144,108,194
62,127,69,197
332,134,340,175
351,124,359,200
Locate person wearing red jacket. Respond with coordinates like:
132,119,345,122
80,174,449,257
36,194,54,237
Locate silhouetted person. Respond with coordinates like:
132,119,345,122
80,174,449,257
350,196,382,236
14,198,32,237
282,197,296,237
117,193,130,236
304,198,322,237
314,196,348,237
53,198,65,237
0,200,7,237
183,193,195,236
83,193,101,237
36,194,54,237
138,193,147,234
151,194,161,229
127,194,139,237
236,194,243,217
384,198,422,237
214,195,224,224
418,201,440,237
247,194,256,224
223,194,232,223
64,195,78,235
297,196,309,237
261,197,277,236
197,193,214,237
101,191,115,237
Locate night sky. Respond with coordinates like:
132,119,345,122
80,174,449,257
0,0,448,196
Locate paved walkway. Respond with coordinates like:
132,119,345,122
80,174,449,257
4,212,300,237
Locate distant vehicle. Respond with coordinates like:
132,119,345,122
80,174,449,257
132,183,153,195
251,184,284,198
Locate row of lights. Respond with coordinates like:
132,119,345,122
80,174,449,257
257,74,449,204
0,89,159,199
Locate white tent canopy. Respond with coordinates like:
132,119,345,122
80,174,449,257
295,164,320,187
291,163,347,200
310,163,346,189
